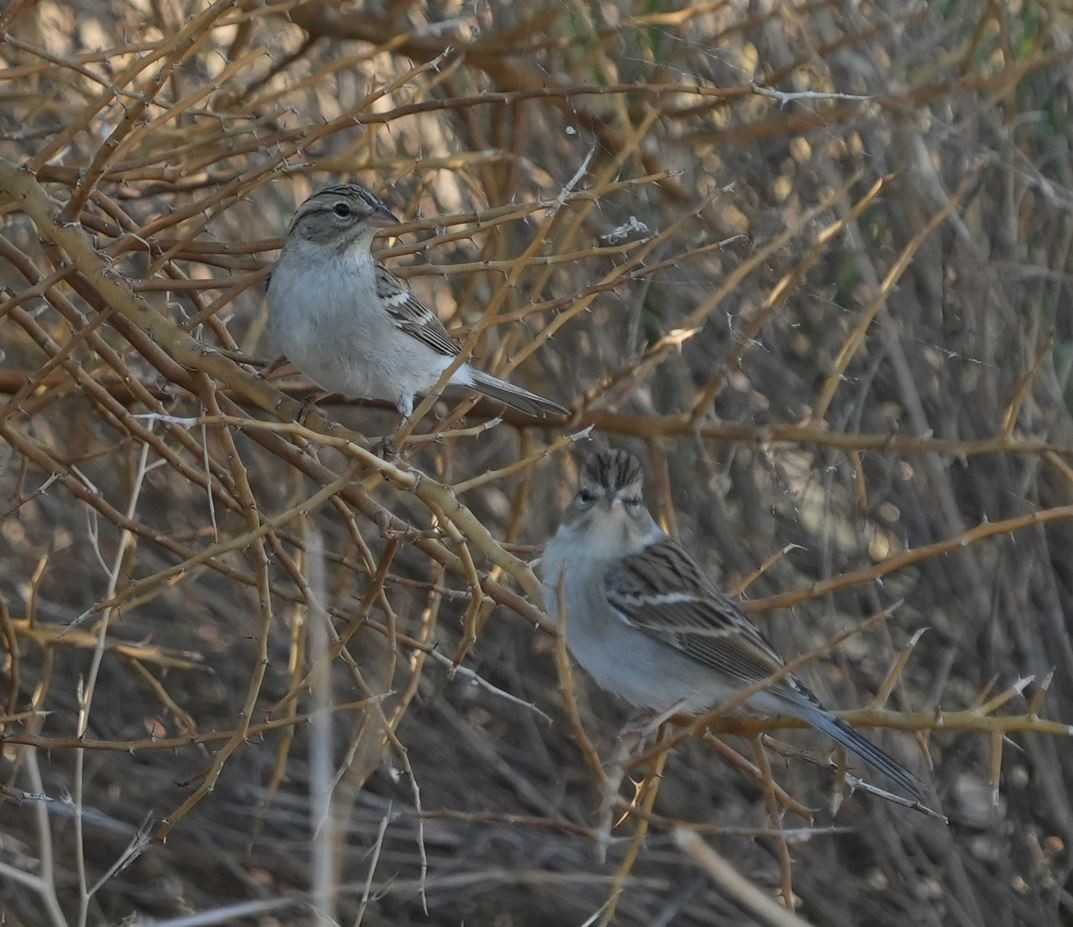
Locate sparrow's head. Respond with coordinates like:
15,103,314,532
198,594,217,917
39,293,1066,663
285,183,399,251
564,449,656,544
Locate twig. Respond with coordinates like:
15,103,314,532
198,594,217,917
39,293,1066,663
752,736,795,910
674,829,815,927
750,80,874,106
354,808,392,927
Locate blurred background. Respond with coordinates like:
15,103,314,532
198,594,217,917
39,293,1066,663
2,0,1073,924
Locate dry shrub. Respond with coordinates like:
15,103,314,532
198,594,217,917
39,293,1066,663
2,1,1073,925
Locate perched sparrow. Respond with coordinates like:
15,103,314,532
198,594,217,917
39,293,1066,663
542,449,924,802
267,183,568,420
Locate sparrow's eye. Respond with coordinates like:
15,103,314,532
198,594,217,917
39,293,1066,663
333,202,352,218
622,495,642,510
577,488,596,505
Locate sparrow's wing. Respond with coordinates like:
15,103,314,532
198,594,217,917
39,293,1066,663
374,263,460,358
604,536,795,692
607,538,927,802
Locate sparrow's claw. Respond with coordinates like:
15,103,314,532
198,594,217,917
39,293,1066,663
260,354,289,380
370,434,399,458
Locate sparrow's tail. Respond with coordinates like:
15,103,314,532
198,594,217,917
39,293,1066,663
804,707,925,803
468,369,568,419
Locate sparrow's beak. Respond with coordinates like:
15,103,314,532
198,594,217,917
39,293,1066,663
603,491,622,511
370,204,401,229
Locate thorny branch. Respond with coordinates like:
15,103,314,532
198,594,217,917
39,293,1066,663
2,2,1073,925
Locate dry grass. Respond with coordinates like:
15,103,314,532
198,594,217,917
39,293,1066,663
2,1,1073,925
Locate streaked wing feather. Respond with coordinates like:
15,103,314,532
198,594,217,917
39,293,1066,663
605,538,925,800
374,263,459,358
605,537,789,688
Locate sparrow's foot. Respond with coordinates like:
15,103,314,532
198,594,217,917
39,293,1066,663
618,700,686,754
295,389,331,426
369,434,399,458
259,354,289,380
376,410,412,456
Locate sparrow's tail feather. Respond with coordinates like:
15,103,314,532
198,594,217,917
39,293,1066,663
804,707,925,802
469,370,568,419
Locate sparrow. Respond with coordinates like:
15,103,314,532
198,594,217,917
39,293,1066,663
267,183,568,420
541,448,925,802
